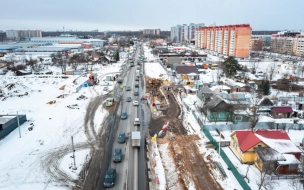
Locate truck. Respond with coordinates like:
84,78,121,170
117,78,123,83
131,131,141,147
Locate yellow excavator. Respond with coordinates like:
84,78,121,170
180,74,194,86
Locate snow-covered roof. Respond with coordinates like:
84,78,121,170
278,154,301,165
256,134,301,154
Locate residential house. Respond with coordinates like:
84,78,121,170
225,81,251,93
255,147,286,173
197,86,214,103
230,129,302,166
206,93,251,123
270,106,293,118
257,97,274,113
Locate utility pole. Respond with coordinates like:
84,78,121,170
71,136,77,170
17,111,21,138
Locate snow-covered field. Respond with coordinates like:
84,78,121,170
0,58,125,189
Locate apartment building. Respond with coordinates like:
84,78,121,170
143,29,160,36
271,31,304,56
171,23,204,43
196,24,252,58
6,30,42,39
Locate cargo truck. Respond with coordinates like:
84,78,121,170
131,131,141,147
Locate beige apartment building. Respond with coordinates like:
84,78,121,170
271,31,304,56
195,24,252,58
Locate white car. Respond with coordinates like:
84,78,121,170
133,100,139,106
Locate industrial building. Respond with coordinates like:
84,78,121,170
0,114,27,139
30,37,106,47
15,47,72,55
195,24,252,58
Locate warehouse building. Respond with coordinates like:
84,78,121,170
0,115,27,140
15,47,72,55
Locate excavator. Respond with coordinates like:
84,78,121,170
180,74,194,86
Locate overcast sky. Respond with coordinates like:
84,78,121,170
1,0,303,31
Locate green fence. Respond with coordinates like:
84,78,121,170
202,127,251,190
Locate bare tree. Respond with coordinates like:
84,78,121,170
251,61,260,74
267,62,276,80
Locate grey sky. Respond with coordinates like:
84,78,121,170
1,0,303,31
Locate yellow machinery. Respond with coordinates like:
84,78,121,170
180,74,194,86
163,80,172,85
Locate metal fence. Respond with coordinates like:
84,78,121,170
202,127,251,190
271,174,301,180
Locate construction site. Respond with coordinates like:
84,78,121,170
145,73,223,189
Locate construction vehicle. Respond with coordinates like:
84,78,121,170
180,74,194,86
131,131,141,147
163,80,172,85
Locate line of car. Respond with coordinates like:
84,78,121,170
104,47,142,188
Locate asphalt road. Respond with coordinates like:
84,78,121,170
97,44,148,190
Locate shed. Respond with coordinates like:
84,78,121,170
270,106,293,118
0,115,27,139
16,70,32,76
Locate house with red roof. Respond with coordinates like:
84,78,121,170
270,106,293,118
230,129,302,165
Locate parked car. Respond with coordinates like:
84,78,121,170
103,168,116,187
126,97,132,102
103,87,109,91
113,148,122,162
126,86,131,91
118,133,126,143
121,111,127,119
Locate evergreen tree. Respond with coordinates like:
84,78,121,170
115,51,120,62
223,56,242,77
259,80,271,95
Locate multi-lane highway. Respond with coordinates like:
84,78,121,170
97,43,148,190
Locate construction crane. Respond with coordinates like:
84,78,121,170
180,74,194,86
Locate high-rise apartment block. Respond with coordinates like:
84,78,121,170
6,30,42,39
143,29,161,36
271,31,304,56
171,23,204,43
195,24,252,58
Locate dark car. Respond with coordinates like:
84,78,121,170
126,86,131,91
135,83,139,88
103,168,116,187
126,97,132,102
113,148,122,162
118,132,126,143
135,77,139,81
134,91,139,96
121,111,127,119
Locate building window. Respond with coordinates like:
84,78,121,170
235,116,242,121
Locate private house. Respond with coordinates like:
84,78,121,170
230,129,302,166
230,130,267,163
270,106,293,118
225,81,251,93
197,86,214,103
257,97,274,113
206,93,251,123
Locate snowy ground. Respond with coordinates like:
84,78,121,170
0,59,126,189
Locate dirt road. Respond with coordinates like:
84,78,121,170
149,89,187,136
